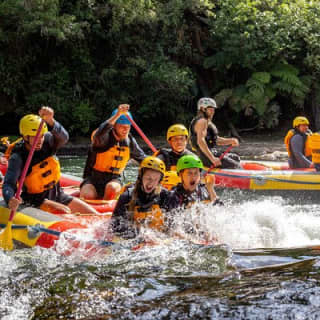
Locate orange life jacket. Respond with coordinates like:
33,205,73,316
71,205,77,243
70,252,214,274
133,204,164,231
93,145,130,175
284,129,312,157
24,156,61,194
4,138,23,159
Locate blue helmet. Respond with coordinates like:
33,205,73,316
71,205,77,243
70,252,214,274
111,109,133,125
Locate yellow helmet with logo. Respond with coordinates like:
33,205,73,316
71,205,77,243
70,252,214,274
140,156,166,176
293,116,309,128
19,114,48,136
166,124,189,141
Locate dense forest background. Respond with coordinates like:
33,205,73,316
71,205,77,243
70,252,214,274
1,0,320,138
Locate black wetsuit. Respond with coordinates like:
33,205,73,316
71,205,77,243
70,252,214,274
156,148,195,171
189,115,241,169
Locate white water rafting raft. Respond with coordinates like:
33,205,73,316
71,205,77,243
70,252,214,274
0,164,116,250
209,161,320,191
1,158,320,251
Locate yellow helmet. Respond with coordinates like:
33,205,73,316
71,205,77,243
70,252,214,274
140,156,166,176
293,116,309,128
161,170,181,190
19,114,48,136
166,124,188,141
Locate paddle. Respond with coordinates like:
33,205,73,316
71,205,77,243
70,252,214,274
204,145,234,177
0,119,45,250
0,223,117,247
124,113,157,153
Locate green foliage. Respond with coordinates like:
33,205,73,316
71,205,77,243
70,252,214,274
216,61,310,128
1,0,320,135
70,101,97,134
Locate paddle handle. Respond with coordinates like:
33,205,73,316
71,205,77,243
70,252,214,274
8,119,45,222
204,145,234,177
124,114,157,153
218,145,234,161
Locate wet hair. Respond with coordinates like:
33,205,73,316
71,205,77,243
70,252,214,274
197,109,210,120
127,168,161,212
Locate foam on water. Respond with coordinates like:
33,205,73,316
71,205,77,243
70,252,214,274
191,195,320,249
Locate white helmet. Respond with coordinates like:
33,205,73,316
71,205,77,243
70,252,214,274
197,97,217,110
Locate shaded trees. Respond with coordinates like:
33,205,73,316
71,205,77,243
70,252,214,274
1,0,320,135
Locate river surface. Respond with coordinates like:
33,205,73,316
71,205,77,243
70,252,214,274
1,156,320,319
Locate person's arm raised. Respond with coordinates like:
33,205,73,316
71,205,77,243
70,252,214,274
39,106,69,149
107,104,130,126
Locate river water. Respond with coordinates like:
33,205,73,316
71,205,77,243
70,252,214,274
1,156,320,320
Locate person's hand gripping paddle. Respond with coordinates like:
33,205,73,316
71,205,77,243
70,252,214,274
0,119,45,250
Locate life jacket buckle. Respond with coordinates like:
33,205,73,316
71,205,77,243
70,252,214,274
43,181,56,190
42,170,52,178
40,161,48,168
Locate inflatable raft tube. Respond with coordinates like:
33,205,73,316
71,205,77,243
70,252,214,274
0,200,86,248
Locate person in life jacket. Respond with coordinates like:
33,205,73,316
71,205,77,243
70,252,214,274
3,107,98,215
168,154,221,210
109,156,170,240
154,124,196,190
189,97,241,169
0,136,9,154
0,136,10,166
166,154,222,243
284,116,319,170
80,104,147,201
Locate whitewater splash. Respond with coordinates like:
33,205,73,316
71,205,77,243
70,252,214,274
196,191,320,249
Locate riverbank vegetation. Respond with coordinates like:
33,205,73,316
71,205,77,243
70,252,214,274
1,0,320,137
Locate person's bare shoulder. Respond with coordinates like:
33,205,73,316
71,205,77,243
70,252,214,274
194,117,207,133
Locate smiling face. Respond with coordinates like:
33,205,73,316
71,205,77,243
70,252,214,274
114,123,131,140
24,134,45,150
297,124,309,134
180,167,201,192
141,169,162,194
168,135,188,153
205,107,215,120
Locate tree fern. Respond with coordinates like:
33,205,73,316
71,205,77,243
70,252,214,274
214,88,233,106
251,72,271,84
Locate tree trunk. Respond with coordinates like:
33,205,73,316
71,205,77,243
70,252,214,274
223,108,242,141
310,87,320,131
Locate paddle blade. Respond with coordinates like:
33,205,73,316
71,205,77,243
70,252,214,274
0,221,14,251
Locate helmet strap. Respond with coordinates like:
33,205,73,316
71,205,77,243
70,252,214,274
23,136,33,150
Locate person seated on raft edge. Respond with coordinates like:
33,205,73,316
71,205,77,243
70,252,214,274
284,116,320,171
0,137,25,182
154,124,196,190
0,136,10,169
108,156,170,241
80,104,147,201
0,137,10,182
3,106,99,215
189,97,241,169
